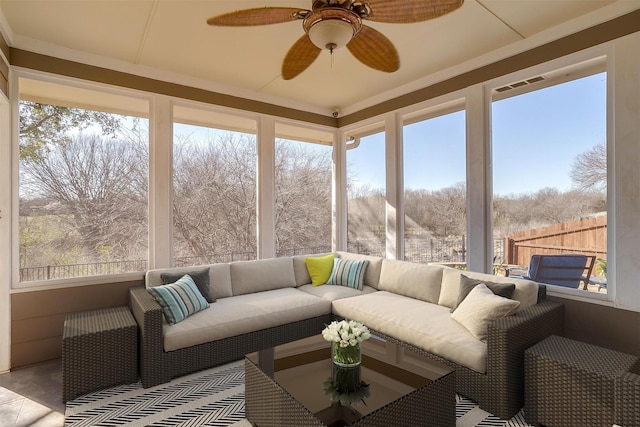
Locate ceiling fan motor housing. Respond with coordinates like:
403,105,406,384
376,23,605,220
304,8,363,51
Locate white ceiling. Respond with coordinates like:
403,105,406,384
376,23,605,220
1,0,639,117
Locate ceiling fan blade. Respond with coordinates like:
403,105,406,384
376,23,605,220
282,35,322,80
347,25,399,73
365,0,463,23
207,7,306,26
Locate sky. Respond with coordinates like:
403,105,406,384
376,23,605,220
347,72,607,196
170,72,607,197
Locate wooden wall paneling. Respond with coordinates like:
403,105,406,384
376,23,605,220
550,296,640,356
10,279,143,368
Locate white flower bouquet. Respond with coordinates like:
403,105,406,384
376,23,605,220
322,319,371,366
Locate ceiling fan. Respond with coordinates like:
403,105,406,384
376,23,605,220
207,0,464,80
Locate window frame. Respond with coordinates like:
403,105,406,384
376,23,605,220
13,70,154,289
484,46,613,303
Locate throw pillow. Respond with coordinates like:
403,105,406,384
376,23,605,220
161,267,215,303
450,274,516,312
451,283,520,341
305,253,335,286
326,258,369,290
148,275,209,325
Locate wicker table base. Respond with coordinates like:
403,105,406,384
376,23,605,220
525,335,638,427
62,306,138,402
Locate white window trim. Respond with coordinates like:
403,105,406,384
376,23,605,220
12,69,153,289
485,44,615,306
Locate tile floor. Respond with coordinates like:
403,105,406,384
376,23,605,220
0,359,65,427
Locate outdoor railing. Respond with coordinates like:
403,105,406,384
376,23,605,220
19,259,149,282
19,238,505,282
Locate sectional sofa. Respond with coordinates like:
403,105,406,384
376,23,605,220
128,251,564,419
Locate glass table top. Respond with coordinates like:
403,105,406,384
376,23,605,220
246,338,453,426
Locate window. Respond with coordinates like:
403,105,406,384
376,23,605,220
346,132,386,257
403,110,467,265
172,115,257,266
492,70,607,292
275,138,332,257
18,79,149,281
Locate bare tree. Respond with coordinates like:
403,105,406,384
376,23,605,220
275,141,332,251
173,133,334,262
403,183,466,238
20,133,148,266
173,133,257,262
570,143,606,192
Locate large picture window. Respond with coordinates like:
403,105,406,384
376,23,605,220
275,138,332,257
403,109,467,265
346,132,386,257
492,70,607,292
172,122,257,266
18,79,149,281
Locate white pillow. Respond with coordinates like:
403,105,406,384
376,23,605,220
451,283,520,341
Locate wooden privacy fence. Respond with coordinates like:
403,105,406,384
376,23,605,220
505,214,607,267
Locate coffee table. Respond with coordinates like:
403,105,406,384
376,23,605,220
245,337,455,426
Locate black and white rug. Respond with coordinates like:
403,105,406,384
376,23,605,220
65,361,532,426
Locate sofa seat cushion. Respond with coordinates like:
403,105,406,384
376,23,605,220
163,288,331,352
297,284,377,301
332,291,488,373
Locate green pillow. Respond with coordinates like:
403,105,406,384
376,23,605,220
305,253,335,286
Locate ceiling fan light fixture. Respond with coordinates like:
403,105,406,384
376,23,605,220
308,19,353,50
303,8,362,52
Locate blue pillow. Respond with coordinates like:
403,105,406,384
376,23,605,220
161,267,215,303
326,258,369,290
147,275,209,324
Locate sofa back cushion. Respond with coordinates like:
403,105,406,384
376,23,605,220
335,251,383,289
230,257,296,296
438,267,539,312
146,263,233,299
378,259,445,304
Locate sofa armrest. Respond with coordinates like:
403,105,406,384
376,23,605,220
484,300,564,418
488,300,564,365
129,286,166,387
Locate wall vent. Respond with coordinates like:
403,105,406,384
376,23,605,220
495,75,546,93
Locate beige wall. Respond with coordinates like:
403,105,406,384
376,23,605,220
550,296,640,355
11,280,142,368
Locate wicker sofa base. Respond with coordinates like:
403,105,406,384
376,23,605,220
129,285,331,388
335,296,565,420
130,271,564,420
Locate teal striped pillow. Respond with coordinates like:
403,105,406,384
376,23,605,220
326,258,369,290
147,275,209,325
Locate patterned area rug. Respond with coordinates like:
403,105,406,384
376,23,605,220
65,361,533,427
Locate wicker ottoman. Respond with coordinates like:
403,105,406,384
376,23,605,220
63,306,138,402
525,335,638,426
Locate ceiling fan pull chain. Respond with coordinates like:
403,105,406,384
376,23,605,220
328,43,336,69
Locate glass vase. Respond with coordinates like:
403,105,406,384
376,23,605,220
332,342,361,368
